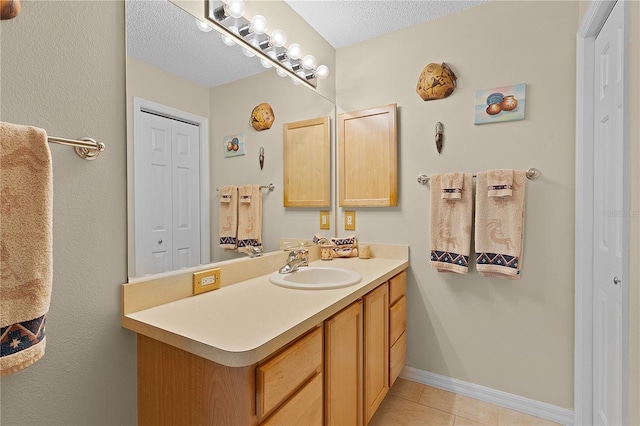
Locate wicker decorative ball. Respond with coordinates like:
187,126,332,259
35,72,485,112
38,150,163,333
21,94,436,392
250,103,275,131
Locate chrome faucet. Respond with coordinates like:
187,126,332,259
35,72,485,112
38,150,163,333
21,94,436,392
278,249,308,274
242,246,263,258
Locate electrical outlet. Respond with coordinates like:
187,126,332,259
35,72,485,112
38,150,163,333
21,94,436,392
320,211,330,230
345,211,356,231
193,268,221,295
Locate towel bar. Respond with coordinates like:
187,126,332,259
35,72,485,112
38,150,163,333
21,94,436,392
48,136,105,160
216,183,276,192
417,168,540,185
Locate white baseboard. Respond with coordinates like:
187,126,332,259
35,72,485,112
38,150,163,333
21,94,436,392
400,366,574,426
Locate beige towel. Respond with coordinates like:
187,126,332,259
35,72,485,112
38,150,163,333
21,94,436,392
218,185,238,250
429,173,473,274
237,184,262,253
440,172,464,200
330,235,358,258
475,171,526,279
487,169,514,197
0,122,53,376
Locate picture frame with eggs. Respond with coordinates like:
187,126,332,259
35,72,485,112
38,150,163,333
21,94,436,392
474,83,526,125
223,133,246,158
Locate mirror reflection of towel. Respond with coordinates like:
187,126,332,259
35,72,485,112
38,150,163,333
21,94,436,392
218,185,237,250
237,184,262,253
0,122,53,376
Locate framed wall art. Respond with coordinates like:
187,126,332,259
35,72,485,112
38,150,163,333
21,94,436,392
474,83,526,125
223,133,246,158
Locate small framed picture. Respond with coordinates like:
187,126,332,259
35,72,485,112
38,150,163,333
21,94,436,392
223,133,246,157
474,83,526,125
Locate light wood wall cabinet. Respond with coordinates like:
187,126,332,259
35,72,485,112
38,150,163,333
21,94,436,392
283,116,331,207
136,272,407,426
338,104,398,207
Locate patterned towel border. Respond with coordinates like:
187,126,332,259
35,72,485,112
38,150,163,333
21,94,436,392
476,252,519,270
430,250,469,267
1,314,46,358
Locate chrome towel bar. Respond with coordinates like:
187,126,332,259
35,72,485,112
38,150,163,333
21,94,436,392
48,136,105,160
417,168,540,185
216,183,276,192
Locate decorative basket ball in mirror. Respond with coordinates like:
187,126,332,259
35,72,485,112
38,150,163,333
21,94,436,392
416,62,457,101
250,103,275,131
1,0,21,20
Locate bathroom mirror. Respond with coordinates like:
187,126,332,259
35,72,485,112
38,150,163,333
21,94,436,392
126,0,335,278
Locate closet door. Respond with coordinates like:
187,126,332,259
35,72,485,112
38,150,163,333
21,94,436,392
135,112,201,276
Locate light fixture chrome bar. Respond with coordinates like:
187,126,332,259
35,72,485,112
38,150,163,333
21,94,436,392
205,0,318,88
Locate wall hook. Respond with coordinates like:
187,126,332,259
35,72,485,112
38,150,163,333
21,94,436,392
259,146,264,170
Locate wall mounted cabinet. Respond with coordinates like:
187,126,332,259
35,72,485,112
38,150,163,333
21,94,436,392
338,104,398,207
283,116,331,207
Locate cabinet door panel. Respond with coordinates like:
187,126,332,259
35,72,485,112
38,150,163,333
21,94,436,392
364,284,389,424
389,332,407,387
389,295,406,346
325,300,363,426
389,270,406,305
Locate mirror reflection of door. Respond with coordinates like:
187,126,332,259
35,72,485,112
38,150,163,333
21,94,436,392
133,99,209,276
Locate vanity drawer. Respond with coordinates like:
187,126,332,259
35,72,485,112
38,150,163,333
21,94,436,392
389,331,406,386
261,372,323,426
389,271,406,305
389,295,406,346
257,325,323,421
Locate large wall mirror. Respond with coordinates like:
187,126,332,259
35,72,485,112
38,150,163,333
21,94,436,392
126,0,336,279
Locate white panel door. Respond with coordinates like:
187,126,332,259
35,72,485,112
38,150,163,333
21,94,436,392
135,112,201,276
593,2,624,424
136,112,173,276
171,120,201,270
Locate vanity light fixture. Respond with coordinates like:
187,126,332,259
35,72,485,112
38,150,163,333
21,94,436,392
206,0,329,88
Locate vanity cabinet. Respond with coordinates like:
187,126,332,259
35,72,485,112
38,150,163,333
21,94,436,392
388,271,407,386
135,271,407,426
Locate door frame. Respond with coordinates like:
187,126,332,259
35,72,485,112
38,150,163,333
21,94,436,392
575,1,630,424
132,97,211,274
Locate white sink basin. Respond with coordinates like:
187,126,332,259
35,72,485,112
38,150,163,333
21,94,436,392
269,266,362,290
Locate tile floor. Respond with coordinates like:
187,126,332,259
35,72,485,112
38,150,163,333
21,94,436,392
369,378,562,426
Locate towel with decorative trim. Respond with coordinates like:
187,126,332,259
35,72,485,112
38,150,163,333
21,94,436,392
429,173,473,274
487,169,514,197
1,122,53,376
330,235,358,258
313,233,330,246
475,170,526,279
218,185,238,249
237,184,262,253
440,172,464,200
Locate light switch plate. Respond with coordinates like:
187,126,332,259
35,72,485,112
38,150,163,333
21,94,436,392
193,268,221,295
345,211,356,231
320,211,330,230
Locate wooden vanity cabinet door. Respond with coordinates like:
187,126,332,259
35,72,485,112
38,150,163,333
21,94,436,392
256,325,323,423
261,373,323,426
325,300,364,426
364,283,389,424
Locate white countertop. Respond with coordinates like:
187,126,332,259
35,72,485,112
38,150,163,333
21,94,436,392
122,256,408,367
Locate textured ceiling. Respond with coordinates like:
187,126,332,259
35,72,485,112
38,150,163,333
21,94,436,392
284,0,487,49
126,0,486,88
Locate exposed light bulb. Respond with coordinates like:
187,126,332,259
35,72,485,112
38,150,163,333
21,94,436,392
195,18,213,32
261,58,273,68
315,65,329,79
276,68,288,78
270,29,287,48
281,60,293,70
226,0,245,18
221,26,238,46
242,47,255,57
302,54,316,70
292,77,301,86
250,15,268,35
287,43,302,60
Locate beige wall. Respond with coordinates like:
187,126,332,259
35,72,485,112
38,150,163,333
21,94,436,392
336,1,578,409
0,2,136,425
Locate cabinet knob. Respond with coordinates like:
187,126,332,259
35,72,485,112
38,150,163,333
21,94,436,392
613,276,621,285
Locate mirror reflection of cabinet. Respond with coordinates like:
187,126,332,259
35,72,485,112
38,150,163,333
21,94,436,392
283,116,331,207
338,104,398,207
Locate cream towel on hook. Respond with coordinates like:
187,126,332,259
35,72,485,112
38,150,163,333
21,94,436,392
475,170,526,279
0,122,53,376
218,185,238,250
237,184,262,253
429,173,473,274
